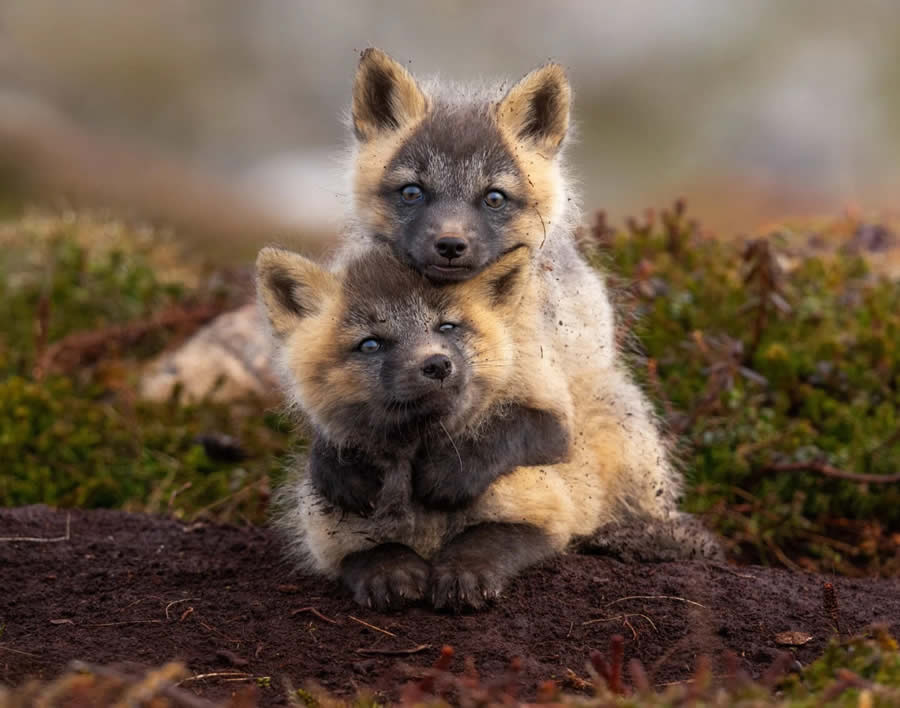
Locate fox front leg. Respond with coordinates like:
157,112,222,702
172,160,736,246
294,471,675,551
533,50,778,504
429,522,557,612
308,436,383,516
413,406,570,510
340,543,431,611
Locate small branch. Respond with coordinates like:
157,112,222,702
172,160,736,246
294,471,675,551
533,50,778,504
177,671,251,685
0,645,41,658
0,513,71,543
765,537,804,573
290,606,338,625
67,661,218,708
606,595,706,610
356,644,431,656
165,598,198,621
706,564,757,580
765,462,900,484
348,615,397,637
583,613,659,633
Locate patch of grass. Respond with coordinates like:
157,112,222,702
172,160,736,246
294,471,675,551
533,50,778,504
586,203,900,575
0,208,299,522
2,206,900,706
1,204,898,572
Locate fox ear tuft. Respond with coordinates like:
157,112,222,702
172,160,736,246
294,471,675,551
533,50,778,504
255,248,337,337
352,48,427,142
497,63,570,156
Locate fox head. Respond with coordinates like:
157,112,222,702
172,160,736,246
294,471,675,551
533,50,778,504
349,48,572,283
256,245,532,451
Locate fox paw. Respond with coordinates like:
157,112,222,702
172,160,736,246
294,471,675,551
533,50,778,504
341,544,430,611
429,556,505,612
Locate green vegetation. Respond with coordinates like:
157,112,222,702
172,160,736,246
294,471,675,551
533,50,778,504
2,205,900,706
1,204,899,574
584,202,900,576
0,210,299,521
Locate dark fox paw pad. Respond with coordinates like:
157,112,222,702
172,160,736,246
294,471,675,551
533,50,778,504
344,546,430,612
429,560,505,612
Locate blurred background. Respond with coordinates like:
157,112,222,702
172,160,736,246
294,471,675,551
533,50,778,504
2,0,898,257
3,0,900,574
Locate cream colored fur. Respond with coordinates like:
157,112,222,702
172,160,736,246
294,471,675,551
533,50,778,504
270,50,704,578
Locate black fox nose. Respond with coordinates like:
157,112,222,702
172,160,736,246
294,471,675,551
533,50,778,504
422,354,452,381
434,236,468,261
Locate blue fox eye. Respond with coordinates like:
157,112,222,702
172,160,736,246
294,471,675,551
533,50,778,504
358,338,381,353
400,184,424,203
484,190,506,209
438,322,456,333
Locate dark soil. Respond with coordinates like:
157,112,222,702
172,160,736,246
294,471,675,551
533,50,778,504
2,506,899,705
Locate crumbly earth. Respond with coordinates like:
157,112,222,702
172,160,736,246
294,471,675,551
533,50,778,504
2,506,898,705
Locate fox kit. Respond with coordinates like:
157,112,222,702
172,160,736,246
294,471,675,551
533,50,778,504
258,245,573,609
340,50,700,520
342,51,721,551
266,50,722,611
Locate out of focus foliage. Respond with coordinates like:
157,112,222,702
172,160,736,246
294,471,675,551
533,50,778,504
0,210,298,521
1,204,899,574
4,630,899,706
583,201,900,576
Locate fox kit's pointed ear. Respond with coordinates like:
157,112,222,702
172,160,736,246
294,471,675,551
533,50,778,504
497,63,570,156
256,248,338,337
464,246,531,309
352,48,427,142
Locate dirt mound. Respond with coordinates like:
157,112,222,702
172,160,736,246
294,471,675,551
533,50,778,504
2,507,898,705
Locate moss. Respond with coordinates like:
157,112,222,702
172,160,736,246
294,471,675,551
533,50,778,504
1,204,898,571
588,204,900,574
0,209,299,522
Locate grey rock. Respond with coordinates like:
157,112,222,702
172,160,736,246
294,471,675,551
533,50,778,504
140,303,278,403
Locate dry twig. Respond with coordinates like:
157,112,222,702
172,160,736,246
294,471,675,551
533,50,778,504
583,613,659,633
356,644,432,656
290,606,338,625
765,461,900,484
348,615,396,637
0,513,71,543
606,594,706,610
165,598,198,620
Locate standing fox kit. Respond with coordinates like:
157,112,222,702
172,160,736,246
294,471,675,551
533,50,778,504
261,49,721,611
